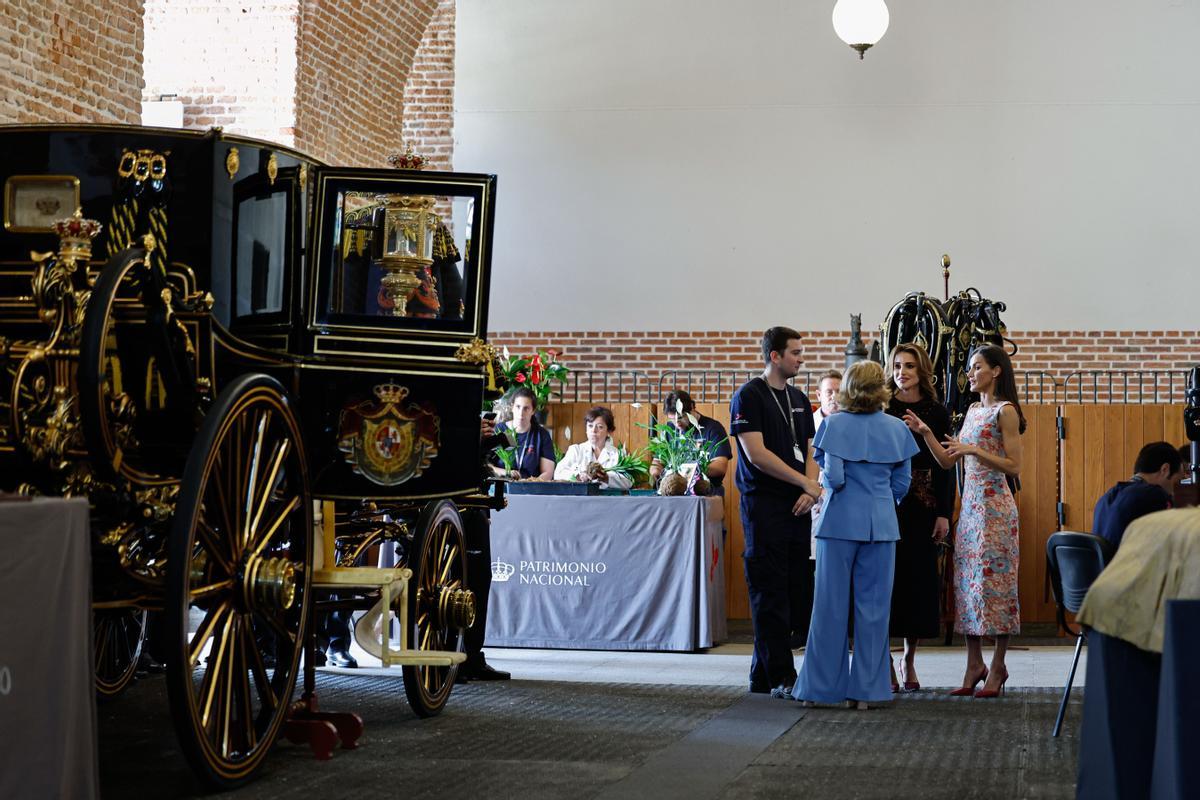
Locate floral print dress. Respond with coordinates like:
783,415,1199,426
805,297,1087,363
954,402,1020,635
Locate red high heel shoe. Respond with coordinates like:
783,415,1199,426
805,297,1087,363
974,668,1009,698
949,666,988,696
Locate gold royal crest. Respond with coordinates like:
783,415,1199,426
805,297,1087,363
337,383,440,486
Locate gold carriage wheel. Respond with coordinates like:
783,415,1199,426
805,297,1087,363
402,499,469,718
93,607,147,698
77,245,174,486
164,373,312,790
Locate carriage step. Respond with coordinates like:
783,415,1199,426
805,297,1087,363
381,649,467,667
311,566,411,589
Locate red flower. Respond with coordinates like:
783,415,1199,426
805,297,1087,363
547,349,558,359
515,372,526,383
531,363,543,384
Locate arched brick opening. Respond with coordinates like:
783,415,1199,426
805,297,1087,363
294,0,440,166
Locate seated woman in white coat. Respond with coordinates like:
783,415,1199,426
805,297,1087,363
790,360,918,708
553,405,633,490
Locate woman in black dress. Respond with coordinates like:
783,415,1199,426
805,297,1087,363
885,343,954,691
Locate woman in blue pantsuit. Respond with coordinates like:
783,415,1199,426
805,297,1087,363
792,361,919,708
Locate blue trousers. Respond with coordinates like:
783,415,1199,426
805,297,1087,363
793,537,896,704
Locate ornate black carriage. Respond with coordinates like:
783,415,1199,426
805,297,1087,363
0,124,503,787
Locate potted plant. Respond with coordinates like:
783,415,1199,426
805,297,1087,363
499,347,569,412
491,428,519,479
644,407,728,496
607,443,650,488
645,420,694,496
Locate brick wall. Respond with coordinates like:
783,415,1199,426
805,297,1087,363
488,330,1200,404
401,0,454,170
142,0,299,145
0,0,144,124
142,0,450,167
294,0,439,166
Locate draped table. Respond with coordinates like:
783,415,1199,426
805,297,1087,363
485,494,727,651
1075,509,1200,800
0,497,97,800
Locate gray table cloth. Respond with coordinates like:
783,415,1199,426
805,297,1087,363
0,497,97,800
486,495,727,651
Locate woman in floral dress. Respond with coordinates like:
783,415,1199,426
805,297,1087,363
904,345,1024,698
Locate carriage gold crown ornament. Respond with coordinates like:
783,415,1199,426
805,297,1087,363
373,193,440,317
337,381,441,486
52,208,102,266
387,143,428,171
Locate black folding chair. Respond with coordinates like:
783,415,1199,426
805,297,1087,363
1046,531,1115,737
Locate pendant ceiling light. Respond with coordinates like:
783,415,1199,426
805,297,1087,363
832,0,890,60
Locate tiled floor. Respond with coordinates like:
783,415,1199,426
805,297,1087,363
333,640,1086,690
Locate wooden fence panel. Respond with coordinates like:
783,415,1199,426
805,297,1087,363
1061,404,1187,534
695,402,750,619
1015,405,1060,624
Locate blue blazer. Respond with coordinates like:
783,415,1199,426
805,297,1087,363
812,410,919,542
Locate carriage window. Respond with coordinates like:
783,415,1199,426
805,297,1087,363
327,191,473,322
232,189,288,317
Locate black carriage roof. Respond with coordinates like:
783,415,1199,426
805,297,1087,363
0,122,326,167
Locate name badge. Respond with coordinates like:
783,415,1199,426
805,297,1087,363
793,445,805,462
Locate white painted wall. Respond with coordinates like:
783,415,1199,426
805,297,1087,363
456,1,1200,331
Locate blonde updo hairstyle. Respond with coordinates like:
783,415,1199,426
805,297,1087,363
837,360,892,414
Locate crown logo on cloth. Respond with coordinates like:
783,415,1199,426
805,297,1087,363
491,560,515,582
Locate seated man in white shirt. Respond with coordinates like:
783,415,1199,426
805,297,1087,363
553,405,633,489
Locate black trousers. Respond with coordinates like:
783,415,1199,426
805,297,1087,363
790,557,816,643
462,508,492,667
741,493,812,690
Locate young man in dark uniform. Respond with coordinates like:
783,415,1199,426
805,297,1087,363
1092,441,1184,550
730,327,823,694
650,389,733,494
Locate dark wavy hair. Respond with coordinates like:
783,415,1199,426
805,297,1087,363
886,342,939,402
972,345,1026,434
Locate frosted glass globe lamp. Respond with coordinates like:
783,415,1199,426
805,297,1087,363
832,0,890,60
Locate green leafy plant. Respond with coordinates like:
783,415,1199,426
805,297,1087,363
642,407,728,496
607,442,651,487
492,428,519,474
499,347,569,410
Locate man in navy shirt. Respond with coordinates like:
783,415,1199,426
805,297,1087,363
650,389,732,494
730,327,823,694
1092,441,1184,550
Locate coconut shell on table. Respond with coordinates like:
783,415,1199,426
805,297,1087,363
659,472,687,496
585,461,607,481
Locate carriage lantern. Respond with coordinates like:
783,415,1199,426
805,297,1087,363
373,193,440,317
